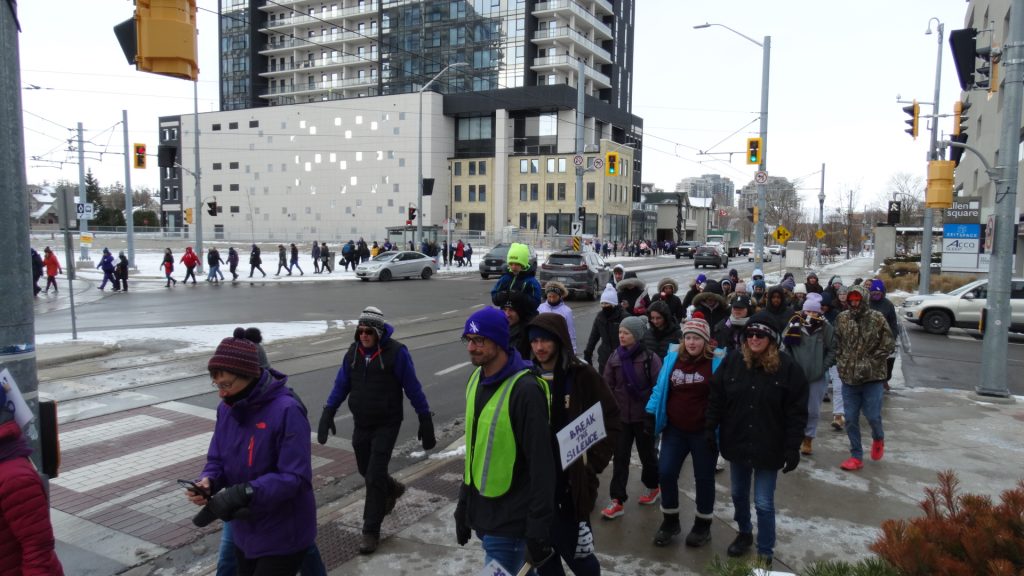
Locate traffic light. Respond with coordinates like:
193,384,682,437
577,206,586,221
605,152,619,176
747,207,755,222
949,27,1000,93
207,201,217,216
114,0,199,81
926,160,955,208
184,207,193,224
887,201,902,226
745,138,762,165
408,206,417,221
975,44,999,93
951,100,971,167
753,206,759,223
902,100,919,139
133,143,147,169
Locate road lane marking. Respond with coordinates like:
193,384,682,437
442,309,459,315
436,361,471,376
409,316,429,322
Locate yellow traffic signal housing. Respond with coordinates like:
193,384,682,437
746,138,762,165
952,100,970,136
133,143,147,169
753,206,759,223
926,160,955,208
185,207,194,224
903,100,919,139
116,0,199,81
605,152,619,176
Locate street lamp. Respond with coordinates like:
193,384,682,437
694,23,770,267
919,17,944,294
417,62,468,248
817,188,825,265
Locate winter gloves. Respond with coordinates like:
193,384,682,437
782,449,800,473
418,412,437,451
192,483,252,527
454,488,471,546
317,405,338,445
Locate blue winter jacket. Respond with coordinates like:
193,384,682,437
200,368,316,558
490,269,543,311
98,253,115,272
645,348,724,435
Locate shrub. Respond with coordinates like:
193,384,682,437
877,263,976,294
870,470,1024,575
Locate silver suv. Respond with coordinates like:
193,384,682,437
900,278,1024,334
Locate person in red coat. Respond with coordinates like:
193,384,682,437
0,385,64,575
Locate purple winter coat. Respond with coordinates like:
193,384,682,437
603,346,662,423
200,368,316,558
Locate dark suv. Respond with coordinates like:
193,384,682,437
538,250,612,300
674,242,699,259
479,243,538,279
694,246,728,269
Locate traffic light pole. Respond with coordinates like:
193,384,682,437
754,35,771,269
192,80,203,273
122,110,135,268
77,123,90,263
920,20,944,295
976,0,1024,400
575,58,584,249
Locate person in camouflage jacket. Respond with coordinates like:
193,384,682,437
834,284,895,472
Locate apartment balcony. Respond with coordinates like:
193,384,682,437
533,1,612,40
260,2,379,31
590,0,614,16
531,55,610,88
260,75,378,99
261,30,368,54
260,54,377,76
532,27,611,64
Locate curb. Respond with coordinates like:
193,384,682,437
36,342,119,368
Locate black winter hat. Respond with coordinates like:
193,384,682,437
702,279,723,295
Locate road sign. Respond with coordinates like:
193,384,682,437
80,233,93,246
76,203,95,221
573,154,584,166
572,236,582,251
754,171,768,184
571,221,583,236
547,226,559,235
592,157,604,170
772,225,792,244
815,229,826,240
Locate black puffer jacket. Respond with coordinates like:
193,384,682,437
643,301,682,359
706,349,809,470
584,305,629,374
692,291,729,329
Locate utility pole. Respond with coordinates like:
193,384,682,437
192,80,203,273
574,58,585,247
755,36,771,268
122,110,135,268
77,123,90,263
817,163,825,266
920,20,945,294
0,0,43,468
846,191,853,260
977,0,1023,400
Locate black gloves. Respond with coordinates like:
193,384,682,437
193,483,252,527
526,537,554,568
782,450,800,474
454,490,471,546
418,412,437,451
643,413,656,437
317,405,338,445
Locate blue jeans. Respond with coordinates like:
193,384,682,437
804,376,829,438
218,522,327,576
658,425,716,516
842,381,885,460
729,462,778,557
482,534,532,575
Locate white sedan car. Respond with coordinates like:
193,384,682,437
356,251,438,281
748,246,772,262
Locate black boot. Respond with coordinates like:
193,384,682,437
727,532,753,557
384,480,406,516
652,512,681,547
684,517,713,547
359,532,379,554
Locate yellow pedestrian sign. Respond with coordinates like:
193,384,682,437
772,225,792,244
815,229,826,240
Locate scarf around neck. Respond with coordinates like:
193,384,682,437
616,343,646,397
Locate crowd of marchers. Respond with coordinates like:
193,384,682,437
7,241,898,575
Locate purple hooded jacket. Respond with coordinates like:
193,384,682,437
200,368,316,558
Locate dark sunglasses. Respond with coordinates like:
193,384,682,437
744,330,771,340
356,327,377,336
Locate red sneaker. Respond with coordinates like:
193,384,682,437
602,499,624,519
871,439,885,461
638,487,661,505
840,457,864,471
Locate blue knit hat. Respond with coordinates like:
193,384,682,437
463,307,509,350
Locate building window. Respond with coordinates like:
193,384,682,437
469,185,477,202
212,163,222,170
479,185,486,202
530,213,538,229
531,159,539,173
213,184,223,191
531,183,539,200
212,124,221,131
229,162,239,169
547,158,555,173
249,120,259,128
558,158,566,173
479,161,487,175
454,162,462,176
587,182,595,200
230,206,240,213
469,161,476,175
557,183,566,201
546,183,554,201
520,159,528,173
457,116,492,140
520,183,528,202
454,185,462,202
520,213,528,228
230,184,240,191
229,122,239,129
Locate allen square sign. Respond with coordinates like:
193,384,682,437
941,197,1016,273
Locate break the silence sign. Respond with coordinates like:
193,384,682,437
555,402,606,470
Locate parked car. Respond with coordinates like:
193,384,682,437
769,244,786,256
478,243,539,279
538,250,613,300
901,278,1024,335
748,246,772,262
737,242,755,256
674,241,699,259
693,246,728,269
356,251,438,281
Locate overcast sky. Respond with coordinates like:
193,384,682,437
19,1,967,215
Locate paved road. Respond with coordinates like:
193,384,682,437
899,319,1024,396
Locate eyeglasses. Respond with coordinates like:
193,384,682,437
356,327,377,336
461,335,488,348
211,375,240,390
744,331,771,340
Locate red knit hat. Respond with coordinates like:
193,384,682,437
681,311,712,342
208,337,261,379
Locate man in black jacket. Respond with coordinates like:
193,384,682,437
528,313,622,575
317,306,435,554
585,284,630,374
705,311,808,568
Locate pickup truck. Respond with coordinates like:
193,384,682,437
706,230,740,257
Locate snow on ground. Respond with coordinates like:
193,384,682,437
35,320,336,353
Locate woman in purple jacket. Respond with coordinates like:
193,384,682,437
187,337,316,575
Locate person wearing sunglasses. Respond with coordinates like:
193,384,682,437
705,311,808,568
316,306,435,554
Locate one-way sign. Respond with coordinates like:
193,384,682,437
76,203,95,221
